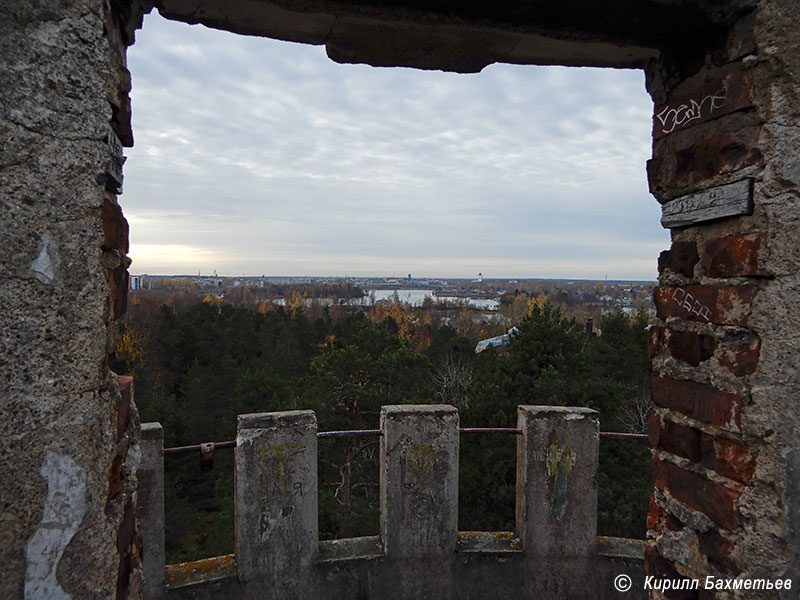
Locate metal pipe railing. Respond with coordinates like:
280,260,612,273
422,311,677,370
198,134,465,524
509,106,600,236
163,428,647,455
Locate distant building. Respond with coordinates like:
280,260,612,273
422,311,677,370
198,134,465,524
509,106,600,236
475,327,518,354
130,275,142,291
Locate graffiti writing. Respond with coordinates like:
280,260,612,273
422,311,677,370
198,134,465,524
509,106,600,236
656,91,726,135
547,444,574,520
671,288,712,322
259,443,302,495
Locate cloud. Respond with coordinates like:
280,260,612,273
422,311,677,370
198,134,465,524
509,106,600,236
123,11,668,280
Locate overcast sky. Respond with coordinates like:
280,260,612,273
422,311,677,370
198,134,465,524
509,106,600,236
123,10,669,280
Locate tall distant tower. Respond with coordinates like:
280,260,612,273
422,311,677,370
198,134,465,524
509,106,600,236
478,272,483,282
408,273,412,282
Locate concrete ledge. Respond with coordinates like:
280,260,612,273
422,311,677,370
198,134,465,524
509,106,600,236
596,536,647,559
318,536,385,563
456,531,522,553
165,554,237,589
518,405,598,417
380,404,457,417
237,410,316,430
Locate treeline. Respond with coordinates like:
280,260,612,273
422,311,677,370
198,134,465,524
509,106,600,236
145,277,366,300
113,294,652,563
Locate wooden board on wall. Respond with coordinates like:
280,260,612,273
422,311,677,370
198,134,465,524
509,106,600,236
661,179,753,229
106,126,125,192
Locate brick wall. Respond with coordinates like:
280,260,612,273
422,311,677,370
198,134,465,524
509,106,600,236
645,2,800,596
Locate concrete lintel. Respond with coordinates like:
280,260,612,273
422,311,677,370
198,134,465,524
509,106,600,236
156,0,664,72
504,33,657,68
158,0,335,45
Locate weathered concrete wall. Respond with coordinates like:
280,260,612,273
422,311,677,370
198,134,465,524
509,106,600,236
0,1,143,597
138,406,646,600
646,1,800,596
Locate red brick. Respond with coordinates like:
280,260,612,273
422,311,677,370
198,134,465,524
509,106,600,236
647,496,660,531
107,266,129,319
654,285,755,326
649,126,763,195
653,71,754,139
702,234,761,278
701,435,756,483
718,338,760,376
107,453,123,504
115,375,133,442
648,497,685,534
644,547,697,600
648,412,662,446
653,411,755,483
648,326,666,359
651,376,742,430
116,498,136,600
667,329,717,366
657,419,702,462
658,241,699,278
102,197,129,253
653,457,741,530
699,528,739,575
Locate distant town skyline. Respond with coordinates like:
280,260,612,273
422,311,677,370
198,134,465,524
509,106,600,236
131,273,658,283
123,11,669,280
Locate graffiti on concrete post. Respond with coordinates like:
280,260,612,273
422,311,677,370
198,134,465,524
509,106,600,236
259,443,302,496
547,443,575,520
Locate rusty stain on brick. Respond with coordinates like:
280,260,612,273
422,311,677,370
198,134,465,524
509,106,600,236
718,338,760,376
702,234,761,278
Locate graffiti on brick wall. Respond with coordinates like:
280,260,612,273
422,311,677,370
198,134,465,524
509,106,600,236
671,288,712,321
656,91,726,135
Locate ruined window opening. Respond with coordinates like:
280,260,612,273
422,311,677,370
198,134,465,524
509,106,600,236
124,9,664,561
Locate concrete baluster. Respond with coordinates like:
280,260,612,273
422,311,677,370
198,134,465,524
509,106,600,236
235,411,318,599
380,404,459,598
138,423,165,600
516,405,599,598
